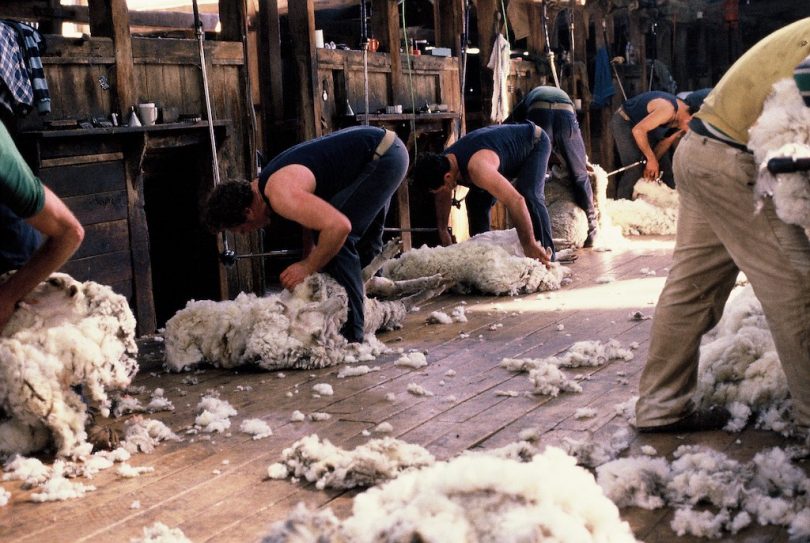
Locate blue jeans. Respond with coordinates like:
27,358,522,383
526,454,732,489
323,136,409,342
465,129,555,254
528,108,596,233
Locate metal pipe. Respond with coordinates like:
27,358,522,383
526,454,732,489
192,0,230,256
219,249,303,267
605,159,645,177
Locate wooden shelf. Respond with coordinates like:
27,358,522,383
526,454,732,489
352,112,459,123
22,120,230,138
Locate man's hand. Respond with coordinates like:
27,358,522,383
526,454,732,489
523,243,552,268
438,227,454,247
643,156,660,180
280,261,315,291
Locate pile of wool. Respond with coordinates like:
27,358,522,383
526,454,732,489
0,273,138,457
597,443,810,539
263,446,638,542
165,273,402,372
604,180,678,236
749,78,810,240
693,284,793,434
266,433,435,490
382,229,569,295
130,521,192,543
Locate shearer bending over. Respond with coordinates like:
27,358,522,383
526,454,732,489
636,20,810,434
203,126,408,343
506,85,599,247
412,122,555,264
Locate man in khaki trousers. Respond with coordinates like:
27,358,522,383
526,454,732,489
636,18,810,434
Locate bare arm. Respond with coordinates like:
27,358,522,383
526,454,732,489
0,186,84,329
468,151,551,265
265,166,352,290
631,98,676,179
433,189,453,246
653,129,686,159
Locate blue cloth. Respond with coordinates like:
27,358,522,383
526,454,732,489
3,21,50,115
0,202,41,275
592,47,616,108
0,22,33,116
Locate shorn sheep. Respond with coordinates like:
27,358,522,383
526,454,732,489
0,273,138,458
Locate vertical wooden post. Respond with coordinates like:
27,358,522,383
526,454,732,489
288,0,320,141
87,0,156,334
88,0,136,117
372,0,405,107
258,0,284,155
435,0,466,136
476,0,497,124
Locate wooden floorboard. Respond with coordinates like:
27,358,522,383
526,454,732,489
1,236,803,542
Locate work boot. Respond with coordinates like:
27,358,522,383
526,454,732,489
583,224,599,248
637,406,731,434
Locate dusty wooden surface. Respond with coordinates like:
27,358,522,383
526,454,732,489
0,236,800,543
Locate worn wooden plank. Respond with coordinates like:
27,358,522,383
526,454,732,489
62,190,128,225
71,219,130,260
61,250,132,285
40,160,125,196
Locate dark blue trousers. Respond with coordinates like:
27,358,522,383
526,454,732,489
611,112,675,199
0,203,41,275
528,108,596,234
323,137,409,342
465,129,555,254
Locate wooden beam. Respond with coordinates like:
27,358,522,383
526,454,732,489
258,0,284,154
373,0,404,106
288,0,320,140
88,0,136,124
476,0,497,123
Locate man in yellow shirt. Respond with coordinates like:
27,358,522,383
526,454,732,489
636,19,810,435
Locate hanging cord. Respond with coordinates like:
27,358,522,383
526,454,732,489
361,1,370,124
458,0,471,137
499,0,510,45
541,1,560,88
400,1,418,156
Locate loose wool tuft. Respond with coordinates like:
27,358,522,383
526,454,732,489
165,273,400,372
383,229,569,295
0,273,138,457
266,433,435,490
263,446,638,543
749,78,810,240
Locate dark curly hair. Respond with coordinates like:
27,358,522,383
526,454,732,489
202,180,254,232
411,153,451,192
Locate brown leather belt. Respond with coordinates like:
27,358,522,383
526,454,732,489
616,107,631,122
373,129,397,160
528,100,575,114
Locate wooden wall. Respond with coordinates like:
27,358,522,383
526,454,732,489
1,3,258,334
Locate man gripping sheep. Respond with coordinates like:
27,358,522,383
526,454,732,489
203,126,408,344
412,122,555,264
636,19,810,435
0,121,84,330
505,86,599,247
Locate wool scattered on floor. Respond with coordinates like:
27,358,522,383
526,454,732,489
263,446,638,543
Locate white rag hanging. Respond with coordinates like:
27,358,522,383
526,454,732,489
487,33,511,123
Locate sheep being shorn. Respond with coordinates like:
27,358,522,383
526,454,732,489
382,228,569,295
0,273,138,458
263,446,638,543
748,78,810,241
165,253,449,372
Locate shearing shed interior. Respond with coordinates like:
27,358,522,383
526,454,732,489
1,1,810,542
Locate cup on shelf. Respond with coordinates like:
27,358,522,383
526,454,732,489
138,103,158,126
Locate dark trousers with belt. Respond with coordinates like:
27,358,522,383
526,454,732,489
610,111,675,199
465,128,555,255
323,135,409,342
527,107,596,233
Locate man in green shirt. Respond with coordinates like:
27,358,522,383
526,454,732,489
636,19,810,435
0,121,83,329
